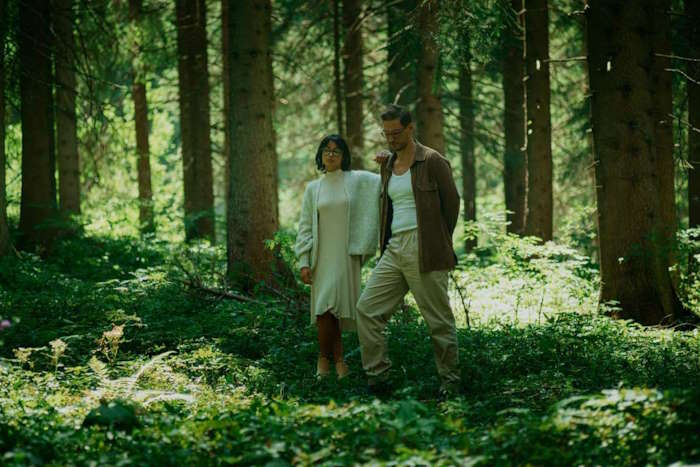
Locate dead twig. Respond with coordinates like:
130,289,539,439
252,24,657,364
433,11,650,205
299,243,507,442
450,271,471,328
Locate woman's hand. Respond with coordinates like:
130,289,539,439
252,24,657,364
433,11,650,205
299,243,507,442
300,267,313,285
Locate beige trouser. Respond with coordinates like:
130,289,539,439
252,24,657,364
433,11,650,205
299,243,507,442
356,229,460,385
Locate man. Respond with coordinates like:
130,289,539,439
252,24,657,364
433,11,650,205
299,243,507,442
356,104,461,397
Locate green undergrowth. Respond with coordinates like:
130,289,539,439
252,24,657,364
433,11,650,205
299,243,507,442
1,231,699,465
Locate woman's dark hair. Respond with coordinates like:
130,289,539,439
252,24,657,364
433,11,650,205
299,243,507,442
315,134,351,172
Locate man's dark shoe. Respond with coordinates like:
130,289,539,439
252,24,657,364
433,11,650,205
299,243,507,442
437,382,460,400
367,378,393,399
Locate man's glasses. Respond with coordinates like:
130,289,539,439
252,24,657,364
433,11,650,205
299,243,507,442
322,149,343,157
381,127,406,138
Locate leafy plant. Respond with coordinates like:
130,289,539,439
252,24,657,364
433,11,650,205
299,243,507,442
97,325,124,366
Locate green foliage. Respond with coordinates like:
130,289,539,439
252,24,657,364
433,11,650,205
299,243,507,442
1,0,699,462
1,232,699,464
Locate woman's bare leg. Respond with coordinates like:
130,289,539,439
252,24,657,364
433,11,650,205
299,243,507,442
323,312,350,378
316,312,336,358
331,316,343,363
318,311,348,377
316,312,335,375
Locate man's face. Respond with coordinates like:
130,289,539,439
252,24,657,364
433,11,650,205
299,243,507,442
382,119,412,152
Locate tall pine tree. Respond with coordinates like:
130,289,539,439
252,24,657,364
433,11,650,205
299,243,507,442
585,0,684,324
176,0,215,242
523,0,552,241
227,0,280,285
18,0,58,251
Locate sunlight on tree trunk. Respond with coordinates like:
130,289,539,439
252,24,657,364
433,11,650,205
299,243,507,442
415,0,445,155
176,0,215,243
586,0,684,325
54,0,80,218
687,0,700,229
503,0,527,235
459,30,476,252
129,0,155,235
18,0,58,252
523,0,552,242
387,0,417,106
227,0,280,287
333,0,343,136
0,0,9,256
343,0,364,170
222,0,231,229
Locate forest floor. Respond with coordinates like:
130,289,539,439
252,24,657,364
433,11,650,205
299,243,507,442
1,231,699,465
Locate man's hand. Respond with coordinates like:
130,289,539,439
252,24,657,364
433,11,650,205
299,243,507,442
374,150,391,165
300,267,312,285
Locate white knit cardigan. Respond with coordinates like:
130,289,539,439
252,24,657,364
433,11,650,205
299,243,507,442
295,170,381,270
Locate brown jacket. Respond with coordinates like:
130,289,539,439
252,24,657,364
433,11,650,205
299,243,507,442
379,142,460,272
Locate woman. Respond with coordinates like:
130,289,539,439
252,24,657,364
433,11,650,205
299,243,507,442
295,135,380,378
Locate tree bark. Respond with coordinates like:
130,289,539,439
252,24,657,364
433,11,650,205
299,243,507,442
687,0,700,229
129,0,155,234
0,0,10,256
54,0,80,217
343,0,364,169
227,0,280,286
176,0,215,242
523,0,552,241
585,0,683,325
415,0,445,155
387,0,417,105
459,32,476,252
18,0,58,251
651,0,675,236
502,0,527,235
333,0,343,135
222,0,231,227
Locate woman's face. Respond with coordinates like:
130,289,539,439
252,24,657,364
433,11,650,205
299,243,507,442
321,141,343,172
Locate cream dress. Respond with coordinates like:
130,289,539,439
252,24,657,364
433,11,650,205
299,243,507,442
311,170,361,331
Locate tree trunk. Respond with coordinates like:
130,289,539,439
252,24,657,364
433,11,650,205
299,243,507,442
129,0,155,235
523,0,552,241
651,0,675,236
387,0,417,105
459,33,476,252
415,0,445,155
18,0,58,251
222,0,231,227
343,0,364,169
687,0,700,229
227,0,279,286
54,0,80,217
176,0,215,242
503,0,527,235
332,0,343,135
585,0,683,325
0,0,10,256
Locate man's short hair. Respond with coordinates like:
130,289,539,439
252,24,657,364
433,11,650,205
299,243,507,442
381,104,412,127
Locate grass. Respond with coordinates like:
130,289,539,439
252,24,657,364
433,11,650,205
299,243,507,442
0,230,699,465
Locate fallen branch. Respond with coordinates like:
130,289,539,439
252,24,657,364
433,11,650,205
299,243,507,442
172,256,263,304
181,279,263,305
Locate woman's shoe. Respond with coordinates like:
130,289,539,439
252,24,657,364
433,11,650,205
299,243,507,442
316,356,331,377
335,360,350,379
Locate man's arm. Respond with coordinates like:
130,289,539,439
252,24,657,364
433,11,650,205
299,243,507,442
432,156,460,235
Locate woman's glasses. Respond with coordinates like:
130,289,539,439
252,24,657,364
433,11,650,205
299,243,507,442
322,149,343,157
